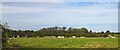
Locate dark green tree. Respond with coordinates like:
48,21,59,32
80,28,89,34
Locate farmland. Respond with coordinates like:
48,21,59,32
7,38,118,48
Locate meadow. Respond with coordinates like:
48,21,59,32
8,38,118,48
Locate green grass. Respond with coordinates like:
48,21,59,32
9,38,118,48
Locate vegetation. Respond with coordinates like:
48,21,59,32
7,38,118,48
2,24,119,38
1,22,119,48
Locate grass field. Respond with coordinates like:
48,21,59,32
9,38,118,48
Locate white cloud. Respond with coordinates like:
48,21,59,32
3,6,47,14
2,2,118,31
3,2,117,24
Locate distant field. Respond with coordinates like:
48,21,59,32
9,38,118,48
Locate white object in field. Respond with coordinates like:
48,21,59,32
9,38,12,40
72,36,76,38
106,37,109,38
7,38,11,43
58,36,64,38
37,36,39,38
17,35,20,38
61,36,64,38
58,36,61,38
7,40,10,43
108,35,116,38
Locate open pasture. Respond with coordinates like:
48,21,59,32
9,38,118,48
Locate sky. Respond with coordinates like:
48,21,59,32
1,0,119,32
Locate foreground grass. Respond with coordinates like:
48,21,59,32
9,38,118,48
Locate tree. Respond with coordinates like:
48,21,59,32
89,30,92,33
68,27,73,31
62,27,67,31
80,28,89,34
2,22,9,29
1,22,11,47
101,31,104,34
106,30,111,33
55,26,58,30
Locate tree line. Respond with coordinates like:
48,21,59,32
1,22,119,38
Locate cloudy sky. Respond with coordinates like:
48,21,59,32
1,0,119,32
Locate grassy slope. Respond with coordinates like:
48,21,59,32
9,38,118,48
